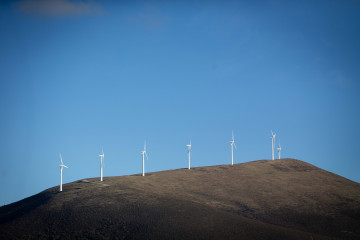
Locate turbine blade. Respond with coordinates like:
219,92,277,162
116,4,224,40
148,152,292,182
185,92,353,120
234,142,237,150
64,165,68,168
232,131,234,141
145,152,149,161
144,141,146,151
60,153,63,165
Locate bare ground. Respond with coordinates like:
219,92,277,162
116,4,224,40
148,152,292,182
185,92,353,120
1,158,360,239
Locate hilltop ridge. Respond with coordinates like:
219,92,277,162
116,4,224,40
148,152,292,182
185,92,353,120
1,158,360,239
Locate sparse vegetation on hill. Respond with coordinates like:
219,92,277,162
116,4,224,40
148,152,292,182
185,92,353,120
1,159,360,239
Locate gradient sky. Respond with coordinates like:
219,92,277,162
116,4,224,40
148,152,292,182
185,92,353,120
1,0,360,205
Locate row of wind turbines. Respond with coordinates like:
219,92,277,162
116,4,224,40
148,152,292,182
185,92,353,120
58,131,282,192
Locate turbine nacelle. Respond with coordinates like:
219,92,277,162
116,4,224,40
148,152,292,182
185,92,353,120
99,147,104,158
271,130,276,140
230,131,236,149
230,141,237,149
186,140,192,150
141,141,149,160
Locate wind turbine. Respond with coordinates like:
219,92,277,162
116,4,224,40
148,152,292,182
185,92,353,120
230,131,237,165
186,140,191,170
271,131,276,160
58,153,68,192
141,141,148,176
277,142,282,159
99,147,104,181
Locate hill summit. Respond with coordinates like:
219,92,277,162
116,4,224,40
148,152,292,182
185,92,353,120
1,158,360,239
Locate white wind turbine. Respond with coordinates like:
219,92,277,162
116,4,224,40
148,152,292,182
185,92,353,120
230,131,237,165
99,148,104,181
271,131,276,160
186,140,191,170
141,141,148,176
277,141,282,159
58,153,68,192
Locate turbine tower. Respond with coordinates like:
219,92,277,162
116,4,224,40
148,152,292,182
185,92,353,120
141,141,148,176
186,140,191,170
58,153,68,192
271,131,276,160
230,131,237,165
277,142,282,159
99,148,104,181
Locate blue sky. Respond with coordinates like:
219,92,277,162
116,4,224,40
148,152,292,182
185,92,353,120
1,0,360,205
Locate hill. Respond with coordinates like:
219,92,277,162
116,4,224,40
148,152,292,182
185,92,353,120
1,158,360,239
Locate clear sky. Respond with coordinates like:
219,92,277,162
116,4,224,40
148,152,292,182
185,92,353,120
1,0,359,205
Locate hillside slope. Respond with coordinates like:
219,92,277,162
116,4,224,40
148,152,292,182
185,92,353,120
1,159,360,239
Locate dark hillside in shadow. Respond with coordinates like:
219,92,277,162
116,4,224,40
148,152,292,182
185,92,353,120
1,159,359,239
